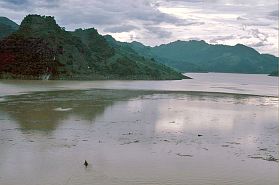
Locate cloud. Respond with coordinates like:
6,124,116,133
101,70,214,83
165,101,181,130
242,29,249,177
0,0,29,9
269,10,278,16
157,0,278,55
0,0,277,55
249,41,269,48
269,10,279,20
236,16,247,21
0,0,60,9
57,0,184,26
1,0,28,5
209,35,235,43
103,25,138,33
147,26,172,38
249,28,268,42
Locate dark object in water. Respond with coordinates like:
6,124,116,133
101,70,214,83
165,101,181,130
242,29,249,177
84,160,88,167
198,134,203,137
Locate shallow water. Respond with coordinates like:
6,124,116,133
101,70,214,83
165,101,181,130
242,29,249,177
0,89,278,185
0,73,278,97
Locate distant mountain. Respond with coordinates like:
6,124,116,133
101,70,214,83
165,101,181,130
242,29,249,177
1,15,277,78
0,17,19,40
126,40,278,74
0,15,186,80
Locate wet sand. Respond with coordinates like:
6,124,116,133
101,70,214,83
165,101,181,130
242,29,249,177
0,89,278,185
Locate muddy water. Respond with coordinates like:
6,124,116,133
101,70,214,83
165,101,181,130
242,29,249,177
0,89,278,185
0,73,278,97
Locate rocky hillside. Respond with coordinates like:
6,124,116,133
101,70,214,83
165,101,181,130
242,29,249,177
0,15,186,80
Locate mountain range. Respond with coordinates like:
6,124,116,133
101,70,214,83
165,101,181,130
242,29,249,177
0,15,278,80
116,40,278,74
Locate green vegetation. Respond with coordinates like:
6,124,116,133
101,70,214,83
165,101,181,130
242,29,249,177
1,15,277,79
269,70,278,76
0,15,186,80
0,17,19,40
125,40,278,74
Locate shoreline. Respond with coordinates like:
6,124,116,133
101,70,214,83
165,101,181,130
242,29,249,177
0,73,277,98
0,88,278,102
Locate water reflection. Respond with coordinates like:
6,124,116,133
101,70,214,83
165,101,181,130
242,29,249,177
0,90,149,131
0,90,278,185
0,90,277,135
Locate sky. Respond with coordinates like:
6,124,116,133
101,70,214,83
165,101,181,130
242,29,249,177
0,0,278,56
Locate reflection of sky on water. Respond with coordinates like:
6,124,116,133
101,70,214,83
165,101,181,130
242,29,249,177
0,89,278,185
1,90,277,139
153,94,277,134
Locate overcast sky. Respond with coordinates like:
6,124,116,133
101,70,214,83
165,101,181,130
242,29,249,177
0,0,278,55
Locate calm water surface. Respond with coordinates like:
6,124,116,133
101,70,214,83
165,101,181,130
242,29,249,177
0,73,278,185
0,73,278,97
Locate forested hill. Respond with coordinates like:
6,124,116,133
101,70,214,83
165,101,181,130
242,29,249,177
0,15,186,80
1,14,277,79
126,40,278,74
0,17,19,40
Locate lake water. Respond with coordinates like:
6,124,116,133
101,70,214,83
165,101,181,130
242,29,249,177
0,73,278,97
0,73,278,185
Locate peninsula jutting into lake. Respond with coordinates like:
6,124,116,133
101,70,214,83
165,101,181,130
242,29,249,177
0,14,278,80
0,1,278,185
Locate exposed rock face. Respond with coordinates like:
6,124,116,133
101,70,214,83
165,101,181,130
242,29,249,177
0,36,61,79
0,15,186,80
